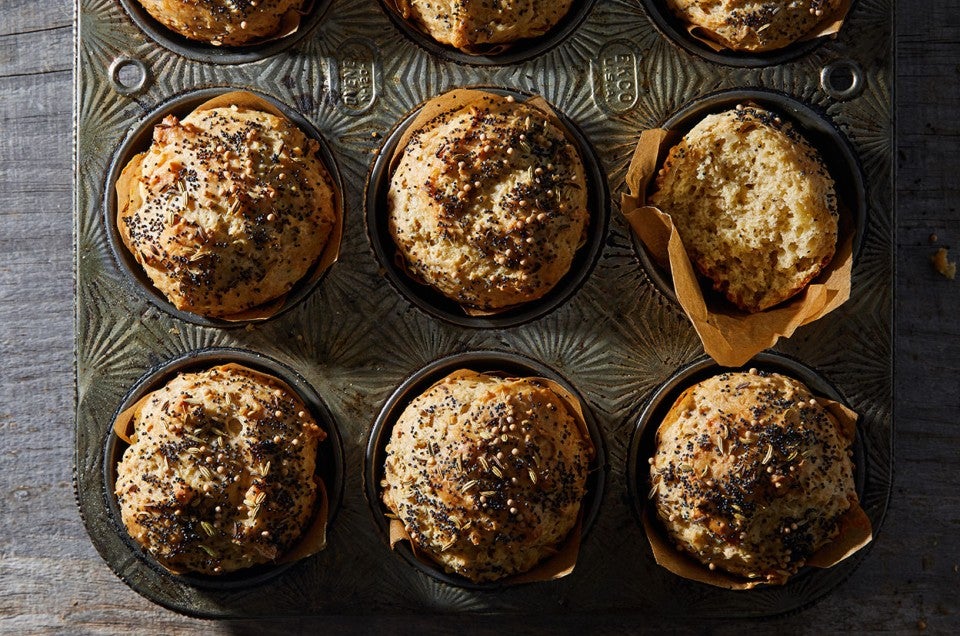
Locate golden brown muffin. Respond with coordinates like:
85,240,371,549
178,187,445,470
393,0,575,52
381,371,593,582
649,105,838,313
388,92,589,311
666,0,842,52
117,104,338,318
649,369,857,584
136,0,304,46
115,364,325,575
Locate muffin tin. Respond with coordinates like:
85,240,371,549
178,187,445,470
75,0,892,619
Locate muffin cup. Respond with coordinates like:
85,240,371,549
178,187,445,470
621,88,866,367
103,347,345,589
377,0,598,66
117,0,330,64
364,350,607,589
365,87,609,328
640,0,853,67
106,88,344,328
626,352,872,590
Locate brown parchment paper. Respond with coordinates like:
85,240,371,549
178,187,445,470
111,363,330,574
621,127,854,367
385,368,595,584
386,88,586,317
115,89,343,323
642,394,872,590
678,0,853,53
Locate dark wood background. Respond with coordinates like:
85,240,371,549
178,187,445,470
1,0,957,632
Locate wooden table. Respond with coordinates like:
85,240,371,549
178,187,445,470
1,0,957,632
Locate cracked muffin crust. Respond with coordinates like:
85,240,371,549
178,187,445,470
649,369,856,584
381,371,594,582
649,104,838,313
115,364,325,575
388,92,589,312
117,103,338,318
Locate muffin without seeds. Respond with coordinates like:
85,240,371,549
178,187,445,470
649,104,838,313
388,91,589,312
115,364,325,575
649,369,857,584
381,371,594,582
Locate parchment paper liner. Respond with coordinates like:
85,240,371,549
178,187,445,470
112,362,330,575
621,124,854,367
381,0,557,56
642,394,872,590
675,0,852,54
115,90,343,322
384,368,595,584
386,88,588,317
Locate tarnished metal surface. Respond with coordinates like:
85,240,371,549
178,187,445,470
75,0,893,617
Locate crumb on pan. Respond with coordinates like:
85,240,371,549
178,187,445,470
931,247,956,280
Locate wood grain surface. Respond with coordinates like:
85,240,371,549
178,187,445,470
1,0,958,633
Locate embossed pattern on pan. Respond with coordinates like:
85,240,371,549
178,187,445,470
75,0,893,619
102,347,346,591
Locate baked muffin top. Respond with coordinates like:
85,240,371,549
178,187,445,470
393,0,575,52
117,103,338,318
666,0,842,52
388,92,589,312
114,364,325,575
136,0,304,46
649,369,856,584
649,105,838,313
381,371,594,582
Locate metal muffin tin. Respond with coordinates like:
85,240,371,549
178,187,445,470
75,0,893,619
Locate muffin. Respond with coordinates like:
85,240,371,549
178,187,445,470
388,91,589,312
649,105,838,313
114,364,325,575
117,101,339,318
666,0,842,52
381,371,594,582
648,369,857,584
392,0,575,52
135,0,304,46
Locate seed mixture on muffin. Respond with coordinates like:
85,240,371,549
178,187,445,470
117,102,338,318
135,0,304,46
388,92,589,311
115,364,325,575
392,0,575,52
649,104,838,313
648,369,857,584
381,371,594,582
666,0,842,52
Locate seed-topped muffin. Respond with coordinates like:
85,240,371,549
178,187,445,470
648,369,857,584
381,371,594,582
649,104,838,313
114,364,325,575
666,0,842,52
388,91,589,312
135,0,305,46
392,0,575,52
117,102,338,318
